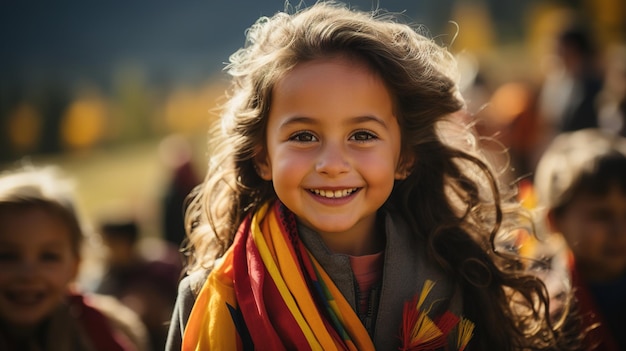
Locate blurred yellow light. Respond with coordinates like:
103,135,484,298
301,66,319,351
61,96,107,150
451,0,495,54
6,103,42,152
163,81,223,134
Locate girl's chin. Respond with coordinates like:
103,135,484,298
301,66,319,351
1,302,55,331
0,316,45,336
301,220,357,235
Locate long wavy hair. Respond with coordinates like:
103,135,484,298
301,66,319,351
184,2,576,349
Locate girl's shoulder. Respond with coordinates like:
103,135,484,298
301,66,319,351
36,292,149,351
186,268,211,297
82,293,151,351
188,269,211,297
165,269,211,351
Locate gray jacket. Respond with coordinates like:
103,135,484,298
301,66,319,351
165,209,463,351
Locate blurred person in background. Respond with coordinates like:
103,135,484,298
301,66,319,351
94,218,182,351
533,128,626,350
158,134,201,249
0,165,149,351
538,24,603,136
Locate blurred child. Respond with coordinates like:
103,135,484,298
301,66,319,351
167,2,578,350
0,166,149,351
534,128,626,350
95,219,181,351
537,25,602,135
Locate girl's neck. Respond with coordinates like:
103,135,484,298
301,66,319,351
315,213,385,256
0,320,44,344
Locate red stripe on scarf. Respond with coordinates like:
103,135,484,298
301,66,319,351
233,213,312,350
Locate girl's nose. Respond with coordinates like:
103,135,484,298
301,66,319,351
16,260,39,279
315,142,350,176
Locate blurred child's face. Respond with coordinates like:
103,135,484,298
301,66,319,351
552,184,626,282
0,207,79,329
257,57,406,255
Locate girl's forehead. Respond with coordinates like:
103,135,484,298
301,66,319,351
271,59,394,117
0,206,75,247
275,57,387,97
575,180,626,199
565,186,626,211
285,55,379,79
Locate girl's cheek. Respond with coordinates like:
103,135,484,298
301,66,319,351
574,225,609,258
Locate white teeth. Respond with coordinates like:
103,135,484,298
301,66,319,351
311,188,357,198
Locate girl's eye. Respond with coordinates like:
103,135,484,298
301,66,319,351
41,252,62,262
350,131,377,141
289,131,317,142
0,252,18,262
588,208,612,223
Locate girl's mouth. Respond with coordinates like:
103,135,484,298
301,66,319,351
5,290,46,306
309,188,359,199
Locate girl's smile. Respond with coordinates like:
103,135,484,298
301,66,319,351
308,187,360,199
307,187,361,207
256,56,408,255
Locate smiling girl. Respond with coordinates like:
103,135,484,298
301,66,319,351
166,2,577,350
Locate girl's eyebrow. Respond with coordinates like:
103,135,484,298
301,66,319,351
279,115,389,129
0,239,17,246
40,240,70,250
279,116,317,129
350,115,389,128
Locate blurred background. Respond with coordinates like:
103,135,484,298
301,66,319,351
0,1,624,348
2,0,624,238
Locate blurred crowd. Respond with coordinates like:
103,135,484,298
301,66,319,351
463,20,626,350
464,23,625,181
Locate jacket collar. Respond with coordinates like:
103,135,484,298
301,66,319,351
297,208,462,350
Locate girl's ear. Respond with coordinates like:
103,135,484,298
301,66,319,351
254,148,272,181
395,154,415,180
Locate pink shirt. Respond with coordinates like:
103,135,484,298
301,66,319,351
349,252,384,315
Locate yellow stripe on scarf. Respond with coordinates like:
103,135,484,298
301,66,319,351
183,248,240,351
251,204,327,349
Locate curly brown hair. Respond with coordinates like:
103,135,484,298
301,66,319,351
183,2,577,349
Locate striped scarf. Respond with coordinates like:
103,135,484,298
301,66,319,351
182,201,373,350
182,201,474,350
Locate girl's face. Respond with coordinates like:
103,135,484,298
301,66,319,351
257,57,407,255
0,207,79,330
552,184,626,282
